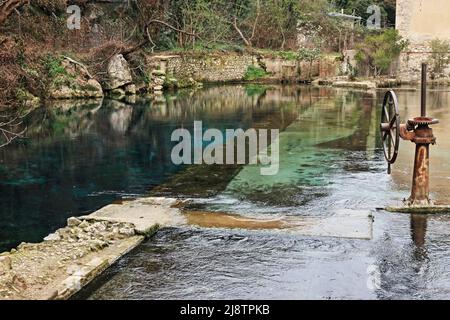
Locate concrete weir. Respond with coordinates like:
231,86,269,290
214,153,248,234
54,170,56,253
0,197,372,300
0,197,185,300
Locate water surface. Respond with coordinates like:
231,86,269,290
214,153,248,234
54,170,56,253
2,85,450,299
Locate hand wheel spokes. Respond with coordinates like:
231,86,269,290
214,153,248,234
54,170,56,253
380,90,400,167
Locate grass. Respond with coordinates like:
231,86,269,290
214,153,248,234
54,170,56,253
256,49,300,61
244,65,269,81
45,55,67,79
44,55,77,89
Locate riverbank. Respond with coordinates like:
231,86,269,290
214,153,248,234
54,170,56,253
4,26,450,111
4,47,344,109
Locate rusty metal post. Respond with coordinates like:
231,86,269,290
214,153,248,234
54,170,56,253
409,130,431,205
406,63,438,206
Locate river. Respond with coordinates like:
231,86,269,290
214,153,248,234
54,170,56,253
1,84,450,299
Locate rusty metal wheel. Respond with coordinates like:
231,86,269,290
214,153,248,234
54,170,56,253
380,90,400,173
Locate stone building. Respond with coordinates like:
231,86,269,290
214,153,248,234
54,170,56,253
396,0,450,80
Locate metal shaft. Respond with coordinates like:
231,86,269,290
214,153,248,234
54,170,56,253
421,63,427,117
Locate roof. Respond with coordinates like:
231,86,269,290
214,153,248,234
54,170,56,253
328,12,362,21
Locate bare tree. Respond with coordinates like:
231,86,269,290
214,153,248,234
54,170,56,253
0,110,26,148
229,0,261,48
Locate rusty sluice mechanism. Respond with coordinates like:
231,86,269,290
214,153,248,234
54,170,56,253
380,63,449,213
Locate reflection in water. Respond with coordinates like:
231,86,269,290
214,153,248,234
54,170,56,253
411,214,428,248
0,85,306,251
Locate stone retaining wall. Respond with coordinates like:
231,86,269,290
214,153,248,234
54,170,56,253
398,44,450,81
146,52,340,92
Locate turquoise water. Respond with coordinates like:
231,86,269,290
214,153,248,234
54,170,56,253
78,85,450,300
3,84,450,299
0,87,290,251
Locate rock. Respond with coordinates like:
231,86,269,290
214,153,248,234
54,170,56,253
78,220,90,230
16,89,41,108
124,83,136,95
90,239,108,251
66,265,79,275
0,256,12,275
151,69,166,76
124,95,136,104
153,79,165,87
118,227,135,237
153,85,163,91
135,82,147,93
57,228,71,240
44,233,61,241
92,222,107,232
17,242,27,250
67,217,82,227
105,54,133,90
110,88,126,99
11,274,27,290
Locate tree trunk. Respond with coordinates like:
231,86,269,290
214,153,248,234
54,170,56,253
232,17,251,47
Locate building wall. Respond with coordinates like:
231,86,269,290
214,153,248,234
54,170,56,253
396,0,450,80
397,0,450,44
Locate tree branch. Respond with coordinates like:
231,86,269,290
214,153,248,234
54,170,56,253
249,0,260,43
0,0,28,25
123,19,202,56
232,16,251,47
0,112,26,148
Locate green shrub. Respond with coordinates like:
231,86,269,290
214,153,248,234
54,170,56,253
244,65,269,81
298,48,321,62
429,39,450,77
355,29,408,76
44,55,66,79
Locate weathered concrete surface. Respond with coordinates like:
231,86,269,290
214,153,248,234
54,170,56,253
185,209,373,240
0,197,183,300
385,205,450,214
286,209,373,240
0,219,144,300
332,81,376,90
80,197,186,235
